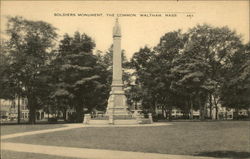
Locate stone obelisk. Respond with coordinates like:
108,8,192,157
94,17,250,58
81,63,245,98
106,18,130,120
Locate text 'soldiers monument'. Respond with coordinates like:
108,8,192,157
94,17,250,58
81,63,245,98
106,19,130,118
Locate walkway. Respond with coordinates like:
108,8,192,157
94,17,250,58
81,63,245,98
2,142,227,159
1,123,170,139
1,124,83,140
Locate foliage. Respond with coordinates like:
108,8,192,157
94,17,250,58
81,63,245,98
131,24,248,120
131,31,186,119
0,40,16,99
220,43,250,114
2,16,249,123
51,32,108,122
130,46,157,112
4,16,58,124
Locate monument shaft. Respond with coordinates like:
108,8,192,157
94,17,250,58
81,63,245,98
106,19,129,118
112,35,122,84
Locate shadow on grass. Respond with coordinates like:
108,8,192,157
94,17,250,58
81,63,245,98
195,151,250,159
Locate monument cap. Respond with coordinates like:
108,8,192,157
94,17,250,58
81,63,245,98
113,18,121,37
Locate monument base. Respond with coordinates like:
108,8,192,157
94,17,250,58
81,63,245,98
83,113,153,125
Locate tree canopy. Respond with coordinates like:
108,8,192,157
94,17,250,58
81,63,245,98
1,16,249,123
3,16,58,124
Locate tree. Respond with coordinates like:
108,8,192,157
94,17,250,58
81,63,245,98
153,31,187,120
130,47,158,113
5,16,58,124
220,43,250,119
171,42,212,120
0,40,15,100
131,31,186,120
52,32,106,122
181,24,243,119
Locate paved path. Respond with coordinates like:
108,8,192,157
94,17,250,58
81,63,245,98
2,142,227,159
1,124,83,140
1,123,171,140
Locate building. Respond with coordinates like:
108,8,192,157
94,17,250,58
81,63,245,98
0,98,29,121
0,98,48,121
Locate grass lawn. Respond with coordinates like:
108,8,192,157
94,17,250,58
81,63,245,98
1,124,65,135
1,150,82,159
3,121,250,158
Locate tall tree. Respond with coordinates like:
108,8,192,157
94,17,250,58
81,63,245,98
5,16,58,124
153,31,187,120
53,32,106,122
171,42,211,120
220,43,250,119
131,31,186,120
130,47,158,113
0,40,15,100
184,24,242,119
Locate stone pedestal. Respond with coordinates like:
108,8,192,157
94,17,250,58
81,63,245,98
83,114,91,124
106,85,130,116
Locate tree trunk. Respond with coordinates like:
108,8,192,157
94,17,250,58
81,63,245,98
161,106,165,119
76,105,83,123
63,108,67,121
215,106,218,120
154,105,158,116
29,105,36,124
209,93,212,119
151,99,156,115
199,97,205,120
235,107,239,120
47,110,50,120
213,96,218,120
165,109,168,119
190,98,193,120
17,93,21,124
168,106,172,121
28,96,36,124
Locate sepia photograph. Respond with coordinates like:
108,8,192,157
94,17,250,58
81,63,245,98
0,0,249,159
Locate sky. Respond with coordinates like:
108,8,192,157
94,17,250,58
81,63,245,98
1,1,249,59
